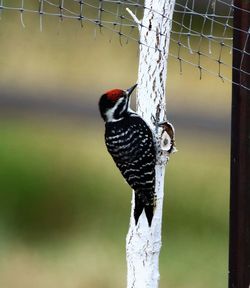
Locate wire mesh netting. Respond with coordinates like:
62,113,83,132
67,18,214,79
0,0,249,91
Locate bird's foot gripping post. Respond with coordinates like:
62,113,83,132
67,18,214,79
126,1,176,287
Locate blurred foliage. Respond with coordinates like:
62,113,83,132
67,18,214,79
0,116,229,288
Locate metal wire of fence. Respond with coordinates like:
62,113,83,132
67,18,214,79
0,0,249,91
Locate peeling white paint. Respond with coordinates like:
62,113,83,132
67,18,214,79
126,1,176,287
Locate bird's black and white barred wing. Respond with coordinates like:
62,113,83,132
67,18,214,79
105,114,156,225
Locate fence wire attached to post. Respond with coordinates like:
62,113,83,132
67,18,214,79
0,0,249,91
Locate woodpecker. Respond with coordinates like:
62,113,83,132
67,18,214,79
99,84,156,226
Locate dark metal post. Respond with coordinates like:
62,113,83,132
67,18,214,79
229,1,250,288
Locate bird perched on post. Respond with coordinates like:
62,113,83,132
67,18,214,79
99,84,156,226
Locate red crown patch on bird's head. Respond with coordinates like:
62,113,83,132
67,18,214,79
105,89,124,101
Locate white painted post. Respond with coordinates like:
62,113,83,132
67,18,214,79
126,1,176,287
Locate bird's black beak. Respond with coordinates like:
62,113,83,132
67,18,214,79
126,84,137,97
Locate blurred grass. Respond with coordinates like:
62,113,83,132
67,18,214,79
0,116,229,288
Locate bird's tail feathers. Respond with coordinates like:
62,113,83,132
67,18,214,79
134,191,156,227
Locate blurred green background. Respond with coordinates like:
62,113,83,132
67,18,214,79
0,4,231,288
